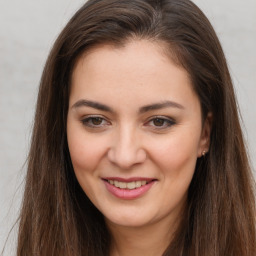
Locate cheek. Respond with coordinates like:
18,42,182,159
149,131,200,179
67,124,107,174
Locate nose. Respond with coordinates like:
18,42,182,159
107,126,147,169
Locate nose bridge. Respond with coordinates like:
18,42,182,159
108,123,146,168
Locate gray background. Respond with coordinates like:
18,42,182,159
0,0,255,255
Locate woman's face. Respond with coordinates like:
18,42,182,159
67,40,211,229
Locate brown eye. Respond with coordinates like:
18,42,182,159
153,118,165,126
145,116,175,130
81,116,109,128
91,117,103,125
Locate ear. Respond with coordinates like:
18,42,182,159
197,112,213,158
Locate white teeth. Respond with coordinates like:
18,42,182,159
135,181,142,188
119,182,127,189
127,181,136,189
141,181,146,186
108,180,148,189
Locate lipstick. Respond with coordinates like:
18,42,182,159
102,177,156,199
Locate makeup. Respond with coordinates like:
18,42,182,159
103,178,156,199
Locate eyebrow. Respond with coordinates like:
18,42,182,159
139,101,184,113
71,99,114,112
71,99,184,113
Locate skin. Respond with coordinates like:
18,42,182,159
67,39,211,256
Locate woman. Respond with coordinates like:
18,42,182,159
17,0,256,255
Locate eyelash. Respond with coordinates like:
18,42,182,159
81,115,176,130
145,116,176,130
81,115,110,128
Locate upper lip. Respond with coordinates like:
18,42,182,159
102,177,157,182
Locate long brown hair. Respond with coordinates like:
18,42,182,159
17,0,256,255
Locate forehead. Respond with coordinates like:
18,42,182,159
73,39,172,79
73,38,182,83
70,39,199,112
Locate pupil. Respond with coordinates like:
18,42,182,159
92,117,102,125
153,118,164,126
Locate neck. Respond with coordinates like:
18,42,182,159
107,217,179,256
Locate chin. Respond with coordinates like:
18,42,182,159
103,210,157,228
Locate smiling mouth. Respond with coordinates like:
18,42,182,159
106,180,149,189
103,178,157,199
103,178,157,190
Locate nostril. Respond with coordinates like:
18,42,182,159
138,148,147,161
107,146,147,169
107,148,115,162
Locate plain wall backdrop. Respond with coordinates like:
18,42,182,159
0,0,255,255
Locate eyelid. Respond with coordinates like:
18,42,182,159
81,115,111,128
80,114,175,130
144,116,176,129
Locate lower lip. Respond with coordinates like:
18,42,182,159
103,180,155,200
